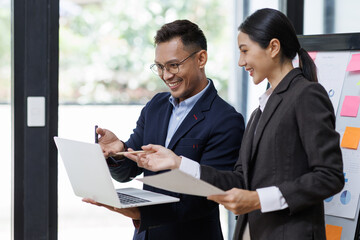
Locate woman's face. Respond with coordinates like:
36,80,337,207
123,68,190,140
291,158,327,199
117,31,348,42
237,31,273,85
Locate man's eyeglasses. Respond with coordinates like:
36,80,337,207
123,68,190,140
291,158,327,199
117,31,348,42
150,51,200,77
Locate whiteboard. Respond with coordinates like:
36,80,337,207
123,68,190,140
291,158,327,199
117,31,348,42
299,33,360,240
324,51,360,240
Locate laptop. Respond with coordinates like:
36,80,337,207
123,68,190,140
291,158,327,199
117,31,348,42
54,137,179,208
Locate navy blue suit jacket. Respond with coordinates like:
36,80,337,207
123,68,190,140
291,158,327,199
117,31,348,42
109,80,244,240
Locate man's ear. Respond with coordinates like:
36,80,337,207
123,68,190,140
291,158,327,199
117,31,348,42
198,50,207,69
268,38,281,58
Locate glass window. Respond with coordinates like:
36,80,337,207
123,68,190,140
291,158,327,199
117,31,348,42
245,0,280,119
304,0,360,35
304,0,324,34
59,0,233,104
58,105,144,239
0,0,11,239
0,0,10,103
249,0,279,14
334,0,360,33
58,0,233,239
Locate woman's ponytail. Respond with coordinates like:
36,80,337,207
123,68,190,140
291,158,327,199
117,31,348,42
298,48,318,83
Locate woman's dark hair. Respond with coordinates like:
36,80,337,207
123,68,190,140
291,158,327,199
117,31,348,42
239,8,317,82
154,19,207,51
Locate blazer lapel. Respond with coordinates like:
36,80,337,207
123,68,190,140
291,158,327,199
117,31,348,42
167,78,217,150
167,106,204,149
251,94,282,159
250,68,303,160
242,108,262,187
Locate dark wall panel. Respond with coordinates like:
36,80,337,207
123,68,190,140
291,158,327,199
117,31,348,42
12,0,59,239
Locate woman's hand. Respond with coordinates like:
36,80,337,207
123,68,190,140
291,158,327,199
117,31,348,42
208,188,261,215
82,198,140,220
96,127,125,158
124,144,181,172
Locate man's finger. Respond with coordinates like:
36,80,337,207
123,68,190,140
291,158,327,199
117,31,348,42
96,127,105,135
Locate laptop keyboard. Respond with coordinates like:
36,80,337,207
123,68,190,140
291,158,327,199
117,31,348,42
117,192,150,205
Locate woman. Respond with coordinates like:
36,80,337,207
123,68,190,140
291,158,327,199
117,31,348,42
127,8,344,240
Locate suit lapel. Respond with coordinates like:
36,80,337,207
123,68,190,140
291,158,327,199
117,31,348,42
244,108,261,162
250,68,303,160
167,79,216,150
251,95,282,159
158,101,173,145
242,108,261,187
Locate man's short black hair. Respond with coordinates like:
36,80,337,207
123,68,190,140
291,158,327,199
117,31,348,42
154,19,207,51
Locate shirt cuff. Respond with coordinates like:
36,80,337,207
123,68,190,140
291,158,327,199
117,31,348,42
179,156,201,179
256,186,288,213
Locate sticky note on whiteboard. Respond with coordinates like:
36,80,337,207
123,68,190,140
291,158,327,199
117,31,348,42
325,224,342,240
346,54,360,72
341,127,360,149
308,51,317,61
340,96,360,117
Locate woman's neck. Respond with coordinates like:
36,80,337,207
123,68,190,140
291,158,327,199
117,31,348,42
267,61,294,90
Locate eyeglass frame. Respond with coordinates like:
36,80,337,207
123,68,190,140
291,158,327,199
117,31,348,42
150,50,200,77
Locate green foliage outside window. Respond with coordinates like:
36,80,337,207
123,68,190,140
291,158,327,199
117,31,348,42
0,0,232,104
0,4,10,103
59,0,232,104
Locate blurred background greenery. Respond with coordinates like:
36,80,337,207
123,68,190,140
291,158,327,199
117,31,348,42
58,0,232,104
0,3,10,103
0,0,232,104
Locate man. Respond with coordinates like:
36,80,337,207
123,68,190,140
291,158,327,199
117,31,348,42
87,19,245,240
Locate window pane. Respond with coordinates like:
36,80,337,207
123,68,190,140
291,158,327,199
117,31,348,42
58,105,143,239
0,0,11,238
59,0,232,104
334,0,360,33
304,0,324,34
0,104,10,239
58,0,233,239
245,0,279,118
304,0,360,35
0,0,10,103
249,0,279,14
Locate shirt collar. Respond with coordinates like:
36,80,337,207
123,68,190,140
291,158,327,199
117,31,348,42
259,87,273,112
169,79,210,108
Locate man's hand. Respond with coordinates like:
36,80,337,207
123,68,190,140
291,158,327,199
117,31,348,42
96,127,125,158
207,188,261,215
82,198,140,220
124,144,181,172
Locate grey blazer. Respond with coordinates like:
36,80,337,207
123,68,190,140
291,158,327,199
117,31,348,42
201,68,344,240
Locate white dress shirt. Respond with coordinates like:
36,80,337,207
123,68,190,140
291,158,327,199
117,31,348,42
179,87,289,213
